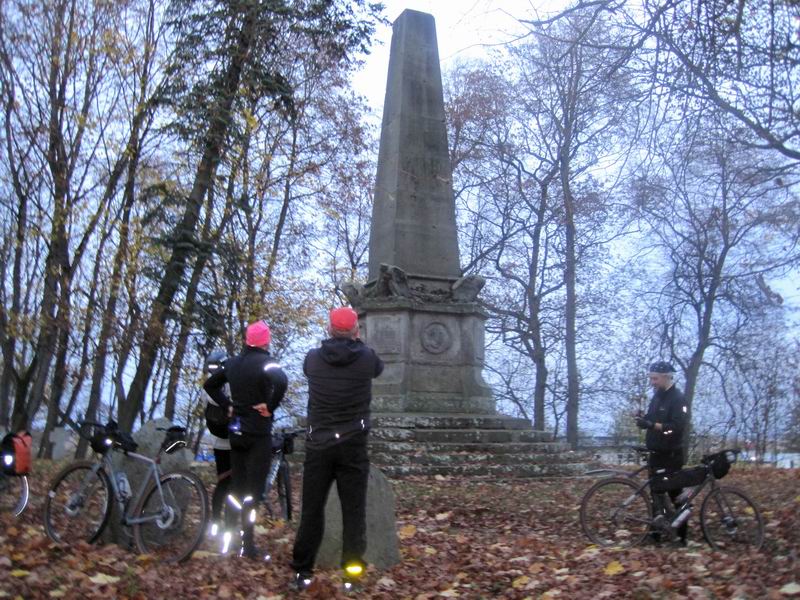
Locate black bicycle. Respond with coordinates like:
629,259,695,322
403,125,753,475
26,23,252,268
43,420,209,562
262,428,304,522
580,447,764,550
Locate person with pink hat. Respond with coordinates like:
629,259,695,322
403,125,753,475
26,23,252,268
203,320,288,560
291,307,384,592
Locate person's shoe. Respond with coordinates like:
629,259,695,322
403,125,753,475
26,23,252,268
292,572,314,591
342,563,365,594
240,539,271,561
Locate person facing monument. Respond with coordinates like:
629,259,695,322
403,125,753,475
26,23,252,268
291,307,384,592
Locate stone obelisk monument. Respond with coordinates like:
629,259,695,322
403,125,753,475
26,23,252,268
346,9,493,414
344,10,583,477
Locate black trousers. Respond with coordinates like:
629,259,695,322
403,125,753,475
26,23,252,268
648,449,688,540
212,448,232,522
291,433,369,573
229,432,271,527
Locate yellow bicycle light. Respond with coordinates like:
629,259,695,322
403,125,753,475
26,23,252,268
345,564,364,577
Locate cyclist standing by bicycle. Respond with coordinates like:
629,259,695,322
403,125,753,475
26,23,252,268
290,307,384,592
203,321,288,560
203,350,232,538
636,360,690,544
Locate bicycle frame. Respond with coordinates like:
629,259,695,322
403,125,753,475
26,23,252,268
94,448,171,527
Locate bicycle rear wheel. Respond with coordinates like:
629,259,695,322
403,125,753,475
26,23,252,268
43,461,112,544
0,473,29,516
580,477,652,547
700,486,764,551
132,471,209,563
264,461,291,522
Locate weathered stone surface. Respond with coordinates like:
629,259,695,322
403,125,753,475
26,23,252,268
315,465,401,570
368,10,461,282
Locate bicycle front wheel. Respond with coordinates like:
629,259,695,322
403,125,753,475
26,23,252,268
700,486,764,551
43,461,112,544
132,471,209,563
580,477,652,547
0,473,29,516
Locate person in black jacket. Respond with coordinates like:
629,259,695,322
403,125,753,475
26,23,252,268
636,360,689,544
291,307,384,592
203,321,288,559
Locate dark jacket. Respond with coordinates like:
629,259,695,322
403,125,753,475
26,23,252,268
303,337,383,449
644,384,688,453
203,346,287,436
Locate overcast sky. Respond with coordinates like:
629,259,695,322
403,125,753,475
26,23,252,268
352,0,530,113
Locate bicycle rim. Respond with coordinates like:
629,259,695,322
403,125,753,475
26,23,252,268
43,461,111,544
0,473,29,516
580,478,652,547
700,486,764,551
133,471,209,563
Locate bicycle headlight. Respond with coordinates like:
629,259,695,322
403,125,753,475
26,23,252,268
104,438,113,447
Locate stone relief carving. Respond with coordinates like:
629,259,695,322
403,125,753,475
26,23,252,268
421,322,452,354
339,264,486,307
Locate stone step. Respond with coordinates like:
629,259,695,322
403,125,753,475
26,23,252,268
369,450,579,466
376,462,589,478
370,427,553,444
371,413,536,431
368,440,571,454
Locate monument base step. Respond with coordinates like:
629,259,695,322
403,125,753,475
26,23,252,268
367,412,588,478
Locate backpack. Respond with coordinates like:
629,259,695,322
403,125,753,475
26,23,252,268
2,431,33,476
205,402,229,439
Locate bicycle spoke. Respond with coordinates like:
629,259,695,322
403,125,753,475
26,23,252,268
43,462,111,544
133,472,208,563
580,478,651,547
701,487,764,551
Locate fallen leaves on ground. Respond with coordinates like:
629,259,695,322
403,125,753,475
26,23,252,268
0,461,797,599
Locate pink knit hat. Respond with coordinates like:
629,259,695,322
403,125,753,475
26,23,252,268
245,321,271,347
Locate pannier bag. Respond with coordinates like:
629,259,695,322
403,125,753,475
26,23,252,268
702,449,736,479
2,431,33,476
205,402,230,439
651,466,707,493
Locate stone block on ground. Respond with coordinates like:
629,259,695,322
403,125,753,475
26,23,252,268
315,465,400,570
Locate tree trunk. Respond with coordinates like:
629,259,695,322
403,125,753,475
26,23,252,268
120,6,260,431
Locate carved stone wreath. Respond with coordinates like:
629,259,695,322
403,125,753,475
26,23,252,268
421,322,452,354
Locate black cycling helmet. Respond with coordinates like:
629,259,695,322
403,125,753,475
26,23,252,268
204,350,227,374
648,360,676,374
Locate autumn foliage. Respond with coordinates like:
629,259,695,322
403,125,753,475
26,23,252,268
1,463,798,599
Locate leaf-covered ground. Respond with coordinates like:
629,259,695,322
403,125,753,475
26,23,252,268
1,461,798,599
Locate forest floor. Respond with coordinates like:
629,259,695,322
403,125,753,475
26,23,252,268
1,460,798,599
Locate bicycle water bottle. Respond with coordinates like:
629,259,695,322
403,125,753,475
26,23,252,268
116,472,132,501
671,505,691,528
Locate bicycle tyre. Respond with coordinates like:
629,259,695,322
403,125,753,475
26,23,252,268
264,460,291,522
132,470,209,563
0,473,29,517
43,461,112,544
580,477,652,547
700,486,764,551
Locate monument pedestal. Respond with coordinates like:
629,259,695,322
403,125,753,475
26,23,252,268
361,298,493,414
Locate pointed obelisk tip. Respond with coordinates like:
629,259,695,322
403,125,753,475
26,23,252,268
367,4,462,285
